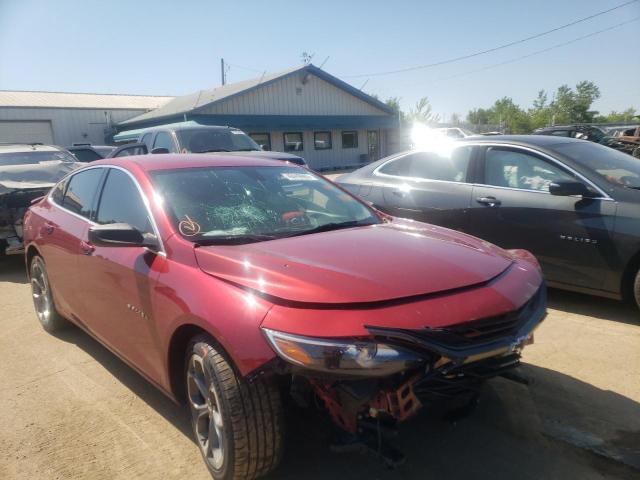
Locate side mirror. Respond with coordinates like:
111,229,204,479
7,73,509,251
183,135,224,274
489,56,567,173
151,147,170,154
549,180,596,197
88,223,157,249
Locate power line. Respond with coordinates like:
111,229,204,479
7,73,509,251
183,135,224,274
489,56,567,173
427,17,640,85
343,0,639,78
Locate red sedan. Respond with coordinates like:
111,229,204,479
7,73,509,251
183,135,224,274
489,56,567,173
23,154,545,479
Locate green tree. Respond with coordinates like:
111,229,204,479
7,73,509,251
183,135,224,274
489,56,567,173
408,97,440,124
467,108,491,125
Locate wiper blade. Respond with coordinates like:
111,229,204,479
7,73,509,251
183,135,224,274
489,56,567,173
282,220,377,238
194,233,277,246
196,148,231,153
234,148,260,151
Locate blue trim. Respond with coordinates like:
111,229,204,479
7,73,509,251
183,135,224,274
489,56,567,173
115,115,398,134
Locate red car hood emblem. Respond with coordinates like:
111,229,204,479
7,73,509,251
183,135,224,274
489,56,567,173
195,221,513,305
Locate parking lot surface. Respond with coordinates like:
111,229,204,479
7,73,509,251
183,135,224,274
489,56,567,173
0,255,639,480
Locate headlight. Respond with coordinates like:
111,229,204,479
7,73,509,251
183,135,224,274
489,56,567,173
262,328,422,377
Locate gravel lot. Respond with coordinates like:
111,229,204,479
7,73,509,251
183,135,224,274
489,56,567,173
1,254,639,480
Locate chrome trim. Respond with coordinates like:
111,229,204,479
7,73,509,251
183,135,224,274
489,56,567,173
48,164,167,255
372,143,613,201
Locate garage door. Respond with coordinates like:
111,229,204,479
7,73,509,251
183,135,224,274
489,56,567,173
0,121,54,144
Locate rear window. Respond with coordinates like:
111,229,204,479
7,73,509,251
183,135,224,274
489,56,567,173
177,129,260,153
0,150,76,166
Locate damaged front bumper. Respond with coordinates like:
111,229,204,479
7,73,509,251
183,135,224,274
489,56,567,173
0,188,49,256
265,285,547,434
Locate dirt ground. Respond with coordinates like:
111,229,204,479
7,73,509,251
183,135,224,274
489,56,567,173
0,254,639,480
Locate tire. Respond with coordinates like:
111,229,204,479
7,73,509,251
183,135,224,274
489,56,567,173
29,256,69,332
186,336,283,480
634,269,640,311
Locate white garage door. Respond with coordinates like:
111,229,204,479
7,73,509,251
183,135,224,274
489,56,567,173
0,121,54,144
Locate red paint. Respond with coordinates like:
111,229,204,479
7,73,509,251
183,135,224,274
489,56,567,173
24,154,543,402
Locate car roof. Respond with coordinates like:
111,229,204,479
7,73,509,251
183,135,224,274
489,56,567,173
459,134,583,147
0,143,64,153
91,153,294,172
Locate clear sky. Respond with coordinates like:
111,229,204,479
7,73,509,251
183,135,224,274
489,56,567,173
1,0,638,120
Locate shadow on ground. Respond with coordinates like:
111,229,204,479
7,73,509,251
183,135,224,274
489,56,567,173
51,322,640,479
547,288,639,325
0,255,27,284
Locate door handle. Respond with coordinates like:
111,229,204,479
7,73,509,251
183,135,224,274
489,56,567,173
80,240,95,255
42,222,55,235
476,196,501,207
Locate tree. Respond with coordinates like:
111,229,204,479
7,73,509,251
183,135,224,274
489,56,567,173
467,108,491,125
408,97,440,124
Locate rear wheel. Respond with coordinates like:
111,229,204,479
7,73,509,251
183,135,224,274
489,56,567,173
633,269,640,310
186,336,283,480
29,256,69,332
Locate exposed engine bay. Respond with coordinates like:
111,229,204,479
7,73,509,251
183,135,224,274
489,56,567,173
0,188,50,255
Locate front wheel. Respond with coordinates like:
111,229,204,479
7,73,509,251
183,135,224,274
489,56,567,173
186,336,283,480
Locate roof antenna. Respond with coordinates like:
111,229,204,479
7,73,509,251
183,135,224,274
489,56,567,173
359,79,369,90
318,56,330,69
258,70,267,83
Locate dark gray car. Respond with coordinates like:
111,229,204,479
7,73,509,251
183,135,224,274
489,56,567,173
337,135,640,308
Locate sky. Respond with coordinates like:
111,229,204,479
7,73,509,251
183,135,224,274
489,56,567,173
0,0,638,120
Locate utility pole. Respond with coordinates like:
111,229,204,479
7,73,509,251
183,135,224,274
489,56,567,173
220,58,226,86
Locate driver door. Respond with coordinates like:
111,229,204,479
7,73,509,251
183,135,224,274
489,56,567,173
467,146,617,290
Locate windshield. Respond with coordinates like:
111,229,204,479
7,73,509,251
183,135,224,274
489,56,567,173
0,150,77,166
176,129,261,153
151,166,380,244
554,142,640,189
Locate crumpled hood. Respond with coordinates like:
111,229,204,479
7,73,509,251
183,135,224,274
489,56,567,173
194,220,514,305
0,161,80,195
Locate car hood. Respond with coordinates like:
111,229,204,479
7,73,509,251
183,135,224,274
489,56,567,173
0,161,80,195
223,151,305,162
194,220,514,305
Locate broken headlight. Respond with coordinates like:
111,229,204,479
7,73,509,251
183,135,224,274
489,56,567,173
262,328,422,377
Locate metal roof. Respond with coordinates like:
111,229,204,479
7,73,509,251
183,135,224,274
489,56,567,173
0,90,174,110
119,64,395,127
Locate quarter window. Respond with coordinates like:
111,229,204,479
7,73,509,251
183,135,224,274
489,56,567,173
283,132,303,152
483,147,576,192
314,131,332,150
378,147,472,182
62,168,104,218
153,131,175,152
249,133,271,151
341,131,358,149
96,169,152,235
50,178,68,204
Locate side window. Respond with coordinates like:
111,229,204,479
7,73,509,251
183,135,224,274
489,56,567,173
549,130,571,137
50,178,68,204
62,168,104,218
484,147,576,192
96,169,152,235
141,133,153,148
378,147,472,182
113,145,147,157
71,148,102,162
153,131,176,152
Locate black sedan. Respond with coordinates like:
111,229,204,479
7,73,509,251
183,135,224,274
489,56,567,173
337,135,640,309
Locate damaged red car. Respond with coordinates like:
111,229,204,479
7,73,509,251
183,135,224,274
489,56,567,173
23,154,546,480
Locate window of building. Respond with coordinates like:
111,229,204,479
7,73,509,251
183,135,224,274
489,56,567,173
314,131,332,150
283,132,303,152
341,131,358,149
96,169,152,234
153,131,176,152
62,168,104,218
249,133,271,151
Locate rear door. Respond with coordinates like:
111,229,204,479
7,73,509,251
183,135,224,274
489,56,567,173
40,167,105,319
467,145,617,289
76,167,166,380
374,146,475,231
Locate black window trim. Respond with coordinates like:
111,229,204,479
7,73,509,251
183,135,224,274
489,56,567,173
313,131,332,150
341,130,358,149
249,132,271,150
283,132,304,152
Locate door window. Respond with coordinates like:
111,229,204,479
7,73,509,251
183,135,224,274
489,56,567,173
153,131,176,152
483,147,576,192
378,147,472,182
70,148,102,162
141,133,153,148
62,168,104,218
96,169,153,235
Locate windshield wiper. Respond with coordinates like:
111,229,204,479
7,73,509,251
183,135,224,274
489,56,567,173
194,233,278,246
196,148,231,153
282,220,377,238
234,148,261,151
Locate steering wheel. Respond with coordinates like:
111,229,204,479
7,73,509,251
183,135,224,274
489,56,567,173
281,211,310,228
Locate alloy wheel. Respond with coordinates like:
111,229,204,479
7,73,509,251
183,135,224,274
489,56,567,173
30,259,51,325
187,352,225,470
